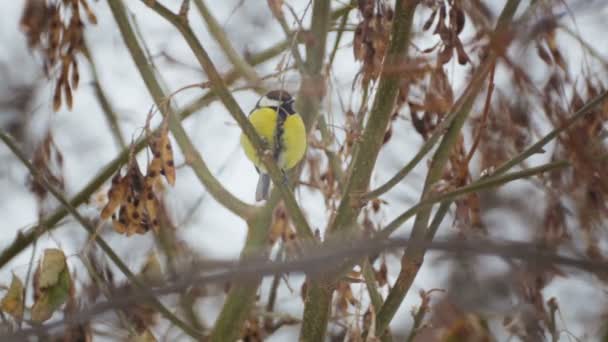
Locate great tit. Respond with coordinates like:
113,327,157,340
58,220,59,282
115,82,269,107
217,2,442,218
240,90,307,201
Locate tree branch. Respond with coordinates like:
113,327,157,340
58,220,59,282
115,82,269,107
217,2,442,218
108,0,256,219
0,31,290,273
0,132,202,340
192,0,261,86
140,0,315,240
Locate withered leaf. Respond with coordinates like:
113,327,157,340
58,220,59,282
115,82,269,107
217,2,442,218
1,274,24,321
31,249,71,323
101,172,128,220
140,252,163,284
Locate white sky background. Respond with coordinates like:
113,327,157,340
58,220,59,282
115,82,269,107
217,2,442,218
0,0,607,340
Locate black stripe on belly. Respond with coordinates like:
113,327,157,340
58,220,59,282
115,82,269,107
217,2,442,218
272,107,287,163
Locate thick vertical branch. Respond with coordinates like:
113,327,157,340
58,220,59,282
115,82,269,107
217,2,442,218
373,0,522,336
327,0,419,237
299,1,420,341
211,192,280,341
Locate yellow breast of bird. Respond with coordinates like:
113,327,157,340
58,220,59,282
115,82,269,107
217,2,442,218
240,107,306,171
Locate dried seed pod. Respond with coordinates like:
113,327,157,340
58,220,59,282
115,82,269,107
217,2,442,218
71,58,79,89
126,160,145,193
455,39,470,65
80,0,97,24
150,118,176,185
112,206,129,234
52,81,62,112
101,172,128,220
142,188,160,232
423,7,438,31
63,78,73,109
20,0,98,111
145,157,163,189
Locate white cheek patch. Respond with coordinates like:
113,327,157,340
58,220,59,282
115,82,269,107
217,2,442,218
258,96,282,108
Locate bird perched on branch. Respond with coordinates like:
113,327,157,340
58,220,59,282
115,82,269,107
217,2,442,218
240,90,307,201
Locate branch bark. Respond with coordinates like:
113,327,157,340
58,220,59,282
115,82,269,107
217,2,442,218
373,1,523,335
0,132,203,340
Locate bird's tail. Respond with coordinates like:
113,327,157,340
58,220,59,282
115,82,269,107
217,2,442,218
255,173,271,201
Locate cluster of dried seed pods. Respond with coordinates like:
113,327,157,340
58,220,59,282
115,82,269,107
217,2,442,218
101,118,176,236
28,132,65,217
20,0,97,111
422,0,470,65
353,0,394,85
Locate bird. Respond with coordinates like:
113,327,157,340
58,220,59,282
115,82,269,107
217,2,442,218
240,90,307,201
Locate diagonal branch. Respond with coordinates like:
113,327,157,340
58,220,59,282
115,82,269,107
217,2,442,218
0,34,290,271
0,132,203,340
139,0,314,240
374,1,522,335
299,0,421,341
192,0,261,87
326,0,419,237
82,40,127,149
108,0,256,219
378,159,569,239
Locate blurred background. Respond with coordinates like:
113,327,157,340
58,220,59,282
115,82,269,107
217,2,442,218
1,0,608,340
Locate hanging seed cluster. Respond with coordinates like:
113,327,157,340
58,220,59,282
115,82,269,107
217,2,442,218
100,118,176,236
421,0,470,65
19,0,97,111
268,206,296,245
28,132,65,218
353,0,393,84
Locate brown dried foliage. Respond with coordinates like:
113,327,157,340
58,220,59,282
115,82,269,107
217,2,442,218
20,0,97,111
6,1,608,341
100,116,177,236
421,0,470,65
353,0,394,84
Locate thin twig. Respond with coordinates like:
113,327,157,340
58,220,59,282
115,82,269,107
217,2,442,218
0,31,290,274
81,40,127,149
192,0,261,86
466,63,496,164
0,131,203,340
109,0,256,219
3,233,608,341
374,1,522,335
140,0,315,240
